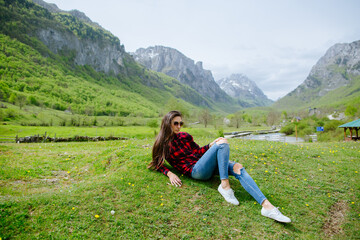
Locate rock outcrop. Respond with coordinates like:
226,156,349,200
37,28,126,75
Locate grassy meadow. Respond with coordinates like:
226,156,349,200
0,126,359,239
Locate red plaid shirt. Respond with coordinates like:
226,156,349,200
157,132,209,176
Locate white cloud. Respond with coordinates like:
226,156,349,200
47,0,360,100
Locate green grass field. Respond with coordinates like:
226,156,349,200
0,131,359,239
0,124,270,143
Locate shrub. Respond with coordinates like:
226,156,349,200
60,119,66,126
146,119,159,128
117,119,124,126
316,119,325,127
5,109,17,119
280,123,294,135
324,120,343,131
217,127,224,138
302,127,314,136
92,118,97,126
318,127,344,142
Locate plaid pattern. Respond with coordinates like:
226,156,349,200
157,132,209,176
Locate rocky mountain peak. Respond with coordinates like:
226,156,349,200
132,46,232,103
216,74,273,107
293,40,360,97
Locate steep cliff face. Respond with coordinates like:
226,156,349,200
275,40,360,109
36,28,126,75
31,0,128,76
132,46,232,103
216,74,273,106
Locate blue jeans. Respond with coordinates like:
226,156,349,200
191,143,267,205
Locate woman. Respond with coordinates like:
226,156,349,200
149,111,291,223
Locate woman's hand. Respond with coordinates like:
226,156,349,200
167,171,182,187
210,137,228,147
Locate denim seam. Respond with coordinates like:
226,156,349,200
239,177,266,204
236,168,267,205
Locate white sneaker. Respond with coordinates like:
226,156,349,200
217,184,239,205
261,207,291,223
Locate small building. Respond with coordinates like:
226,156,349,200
338,119,360,141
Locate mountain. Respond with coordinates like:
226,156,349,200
216,74,273,107
0,0,233,120
131,46,235,106
32,0,104,29
274,40,360,110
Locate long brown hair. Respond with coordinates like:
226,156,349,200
148,111,182,170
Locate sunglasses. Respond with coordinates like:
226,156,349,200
173,121,184,127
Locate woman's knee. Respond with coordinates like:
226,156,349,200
233,163,243,175
191,171,212,181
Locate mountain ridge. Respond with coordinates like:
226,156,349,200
32,0,104,29
132,45,234,105
216,74,273,107
0,0,231,121
274,40,360,110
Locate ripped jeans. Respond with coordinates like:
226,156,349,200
191,143,267,205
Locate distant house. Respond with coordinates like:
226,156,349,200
338,119,360,141
223,118,230,126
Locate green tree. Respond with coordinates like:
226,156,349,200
231,112,243,128
267,111,281,126
16,94,27,109
8,92,17,104
200,108,211,128
0,82,10,101
28,95,39,106
243,113,252,124
345,105,357,117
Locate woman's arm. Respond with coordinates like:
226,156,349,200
157,165,170,176
167,171,182,187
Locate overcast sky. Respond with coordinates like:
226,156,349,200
47,0,360,100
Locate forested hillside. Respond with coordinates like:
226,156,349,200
0,0,238,124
